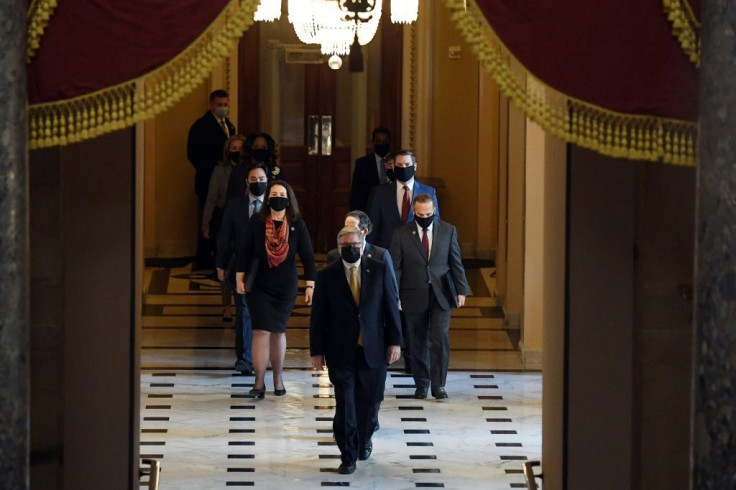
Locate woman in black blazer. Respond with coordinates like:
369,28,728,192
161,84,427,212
235,180,316,398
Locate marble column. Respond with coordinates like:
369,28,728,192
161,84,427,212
693,0,736,486
0,0,29,488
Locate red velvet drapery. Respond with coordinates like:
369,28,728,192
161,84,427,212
474,0,699,122
28,0,229,105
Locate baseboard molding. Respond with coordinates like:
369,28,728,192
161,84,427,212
519,343,543,370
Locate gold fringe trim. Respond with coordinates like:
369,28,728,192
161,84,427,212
444,0,697,166
663,0,701,67
28,0,260,150
27,0,59,62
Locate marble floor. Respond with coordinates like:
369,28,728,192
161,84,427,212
140,259,542,488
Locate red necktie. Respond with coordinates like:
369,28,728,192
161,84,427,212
401,185,410,223
422,228,429,258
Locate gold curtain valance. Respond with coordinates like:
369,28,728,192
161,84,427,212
663,0,701,67
28,0,260,150
445,0,697,166
27,0,59,62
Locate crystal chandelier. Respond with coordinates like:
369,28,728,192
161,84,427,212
253,0,282,22
255,0,418,70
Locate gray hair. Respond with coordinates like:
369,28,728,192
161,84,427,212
337,226,364,246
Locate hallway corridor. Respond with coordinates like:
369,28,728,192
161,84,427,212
140,259,541,488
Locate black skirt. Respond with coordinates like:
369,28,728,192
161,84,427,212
245,289,295,334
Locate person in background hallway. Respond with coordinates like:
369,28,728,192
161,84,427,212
228,132,282,199
217,163,269,376
204,134,245,322
366,149,440,372
187,89,236,270
390,193,469,400
310,226,402,474
349,127,392,212
384,153,395,183
235,180,315,398
325,210,395,272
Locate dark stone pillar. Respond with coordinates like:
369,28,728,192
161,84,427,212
693,1,736,487
0,0,29,488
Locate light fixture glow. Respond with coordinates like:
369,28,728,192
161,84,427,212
253,0,282,22
391,0,419,24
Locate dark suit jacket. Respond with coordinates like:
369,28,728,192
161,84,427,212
216,195,254,274
366,180,440,250
310,257,402,370
390,218,469,313
350,153,383,211
187,111,235,199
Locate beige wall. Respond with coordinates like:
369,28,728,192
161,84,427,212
429,0,480,252
476,69,500,260
144,84,208,258
523,120,565,368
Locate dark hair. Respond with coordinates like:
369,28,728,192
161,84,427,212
413,193,434,206
246,163,269,180
395,149,417,166
345,210,372,235
372,126,391,141
258,180,300,222
210,89,229,101
244,132,279,168
221,134,246,164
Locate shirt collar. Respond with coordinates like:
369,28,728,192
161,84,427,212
416,220,433,234
342,258,361,270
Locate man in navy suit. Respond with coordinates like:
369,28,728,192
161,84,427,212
366,150,440,372
216,164,268,375
366,150,440,250
390,194,469,400
349,127,392,212
187,89,236,270
310,226,402,474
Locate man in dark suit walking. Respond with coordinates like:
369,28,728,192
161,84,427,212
349,127,392,212
366,150,440,372
216,164,268,375
325,210,394,270
390,193,469,400
366,150,440,250
310,226,402,474
187,89,236,269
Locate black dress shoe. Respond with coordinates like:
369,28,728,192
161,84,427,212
248,386,265,399
414,388,428,399
273,387,286,396
432,387,448,400
338,462,356,474
358,440,373,461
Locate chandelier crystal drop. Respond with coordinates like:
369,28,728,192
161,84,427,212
253,0,282,22
391,0,419,24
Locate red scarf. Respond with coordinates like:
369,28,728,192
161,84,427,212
265,216,289,268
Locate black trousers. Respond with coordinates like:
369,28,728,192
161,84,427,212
328,347,387,464
404,289,452,392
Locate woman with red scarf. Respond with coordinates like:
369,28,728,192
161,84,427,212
235,180,316,398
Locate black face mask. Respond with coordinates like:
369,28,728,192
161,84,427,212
415,214,435,229
374,143,390,158
229,151,241,163
340,245,361,264
269,196,289,211
252,148,270,162
385,168,395,181
394,165,415,183
248,182,267,197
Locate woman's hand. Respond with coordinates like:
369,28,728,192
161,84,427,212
235,272,246,295
304,280,315,305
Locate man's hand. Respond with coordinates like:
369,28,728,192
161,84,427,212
235,272,246,294
457,294,466,308
311,355,325,370
386,345,401,364
202,229,210,239
217,268,225,282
